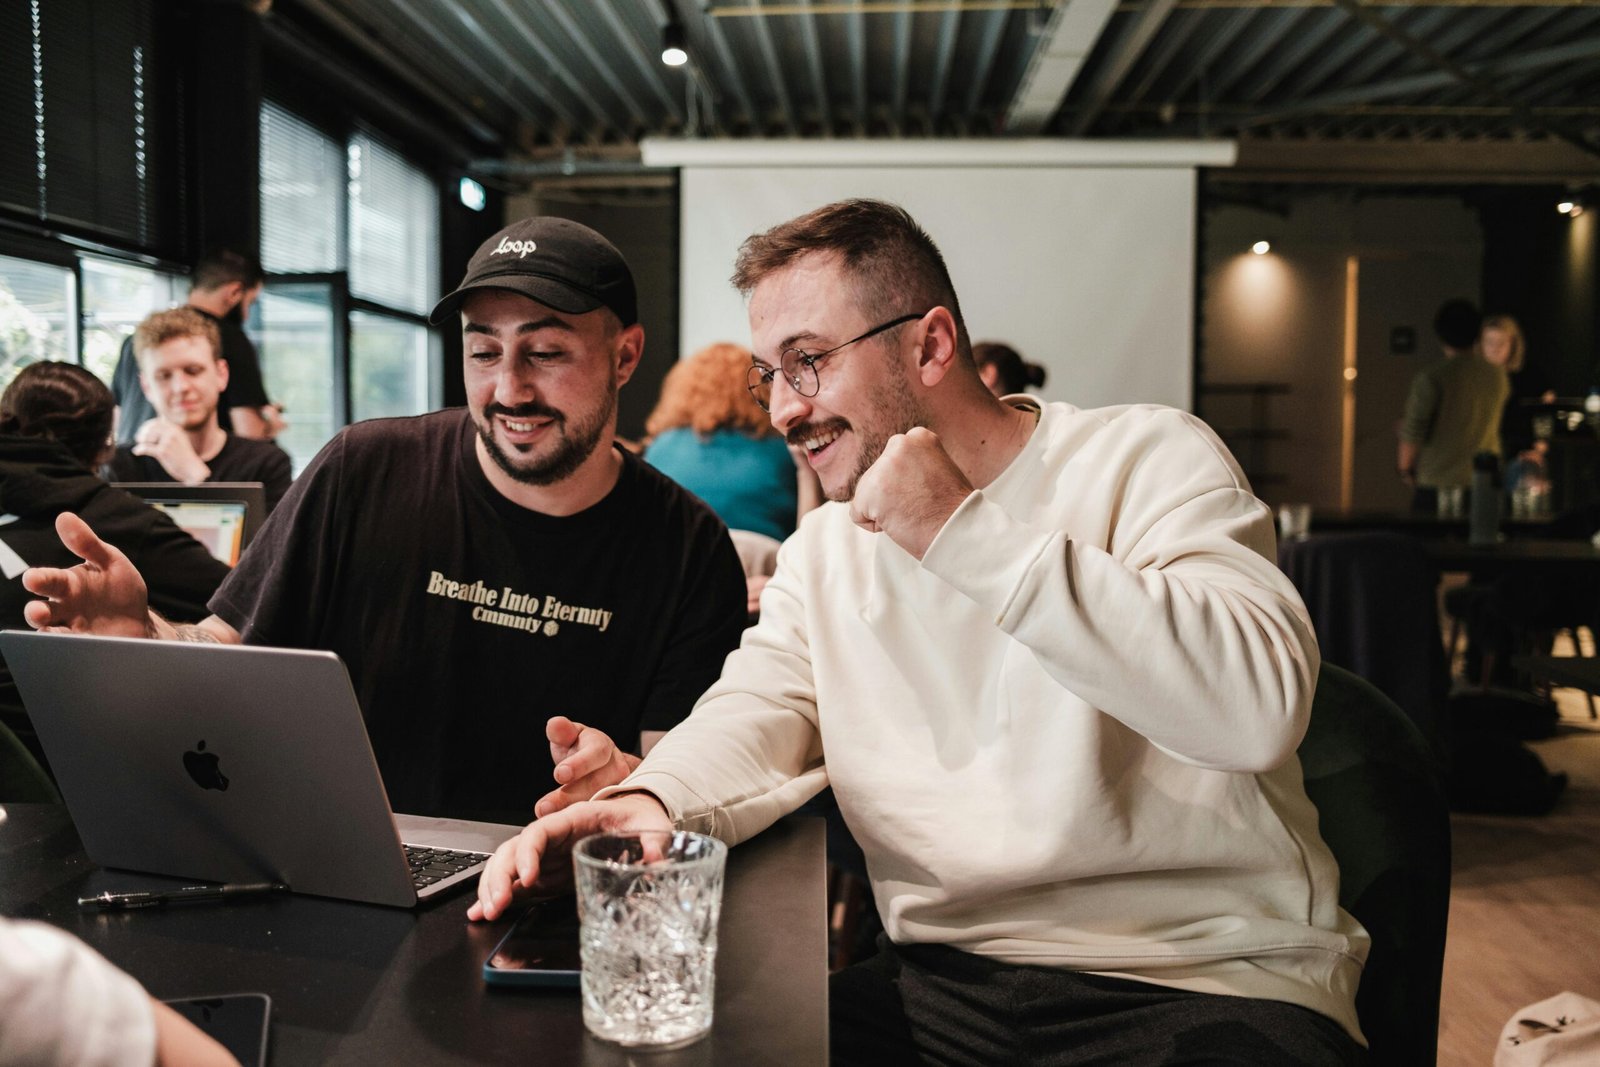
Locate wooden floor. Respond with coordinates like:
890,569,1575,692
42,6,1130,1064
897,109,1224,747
1438,687,1600,1066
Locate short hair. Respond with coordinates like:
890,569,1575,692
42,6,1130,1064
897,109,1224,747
973,342,1047,395
645,342,772,439
191,247,263,293
1433,299,1482,350
1481,313,1526,373
133,307,221,366
730,199,970,360
0,361,115,467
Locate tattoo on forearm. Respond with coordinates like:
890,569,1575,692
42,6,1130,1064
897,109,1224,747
171,624,221,644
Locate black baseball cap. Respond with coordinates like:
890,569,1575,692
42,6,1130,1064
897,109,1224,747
428,217,638,327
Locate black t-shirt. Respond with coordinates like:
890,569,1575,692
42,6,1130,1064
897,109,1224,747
112,307,272,446
107,434,294,513
209,410,748,823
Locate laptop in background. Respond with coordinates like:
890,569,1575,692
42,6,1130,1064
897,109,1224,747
113,482,266,567
0,631,514,907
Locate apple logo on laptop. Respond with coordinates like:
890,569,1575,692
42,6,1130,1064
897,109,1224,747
183,740,229,791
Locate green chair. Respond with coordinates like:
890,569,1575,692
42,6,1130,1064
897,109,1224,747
0,718,59,803
1299,662,1451,1066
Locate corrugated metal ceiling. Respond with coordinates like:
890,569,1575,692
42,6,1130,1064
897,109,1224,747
278,1,1600,160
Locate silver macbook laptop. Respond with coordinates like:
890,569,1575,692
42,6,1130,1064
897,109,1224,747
0,631,515,908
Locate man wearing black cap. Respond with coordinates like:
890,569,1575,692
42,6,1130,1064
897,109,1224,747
19,218,748,825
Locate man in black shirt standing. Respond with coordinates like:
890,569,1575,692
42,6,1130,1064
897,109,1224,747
23,218,748,824
106,307,293,513
111,248,284,446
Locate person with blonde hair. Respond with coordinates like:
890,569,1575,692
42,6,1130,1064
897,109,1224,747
643,341,804,542
1479,314,1525,372
107,306,293,512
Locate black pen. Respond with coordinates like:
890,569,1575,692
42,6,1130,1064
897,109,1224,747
78,882,289,911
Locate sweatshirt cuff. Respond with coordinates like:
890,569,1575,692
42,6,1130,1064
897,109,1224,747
593,772,715,835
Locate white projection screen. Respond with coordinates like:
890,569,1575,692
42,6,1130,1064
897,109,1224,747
647,140,1236,412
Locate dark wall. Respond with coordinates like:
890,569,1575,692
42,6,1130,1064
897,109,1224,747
186,2,262,258
438,187,508,409
1480,187,1600,400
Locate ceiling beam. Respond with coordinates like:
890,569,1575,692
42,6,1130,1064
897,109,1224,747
848,0,868,133
1058,0,1178,135
891,9,912,133
1325,0,1598,155
486,0,630,136
1232,37,1600,129
387,0,569,135
1005,0,1123,133
927,9,963,127
963,8,1012,119
695,6,760,131
276,0,498,146
1223,138,1600,183
744,0,800,132
797,0,832,129
590,0,684,124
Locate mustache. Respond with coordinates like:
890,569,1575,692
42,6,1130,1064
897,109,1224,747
484,401,564,423
786,419,848,449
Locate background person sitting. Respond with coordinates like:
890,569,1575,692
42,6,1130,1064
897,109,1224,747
0,362,228,787
643,341,814,544
106,308,292,513
973,340,1047,397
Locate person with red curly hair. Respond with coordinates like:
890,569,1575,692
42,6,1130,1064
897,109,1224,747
643,341,811,542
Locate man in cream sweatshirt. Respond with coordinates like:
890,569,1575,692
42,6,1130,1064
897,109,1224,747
472,199,1368,1065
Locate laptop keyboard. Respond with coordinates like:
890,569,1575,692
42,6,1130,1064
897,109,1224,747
404,844,491,890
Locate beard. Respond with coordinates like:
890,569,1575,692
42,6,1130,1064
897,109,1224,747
474,376,617,487
790,359,925,502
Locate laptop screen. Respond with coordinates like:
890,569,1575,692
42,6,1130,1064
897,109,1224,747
144,499,249,566
113,482,265,568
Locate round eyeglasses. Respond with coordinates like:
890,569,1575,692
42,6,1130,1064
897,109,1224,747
746,312,927,413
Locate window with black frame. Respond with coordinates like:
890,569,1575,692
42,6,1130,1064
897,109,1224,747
0,0,186,394
257,101,441,473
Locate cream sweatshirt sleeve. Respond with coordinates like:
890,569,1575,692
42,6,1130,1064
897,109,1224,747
920,409,1319,772
612,406,1319,836
600,528,829,844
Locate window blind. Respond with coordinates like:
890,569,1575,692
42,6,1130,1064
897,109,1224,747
348,133,437,315
260,102,344,274
0,0,171,250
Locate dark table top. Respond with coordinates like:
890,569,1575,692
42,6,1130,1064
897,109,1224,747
1423,537,1600,574
0,804,827,1066
1304,508,1560,537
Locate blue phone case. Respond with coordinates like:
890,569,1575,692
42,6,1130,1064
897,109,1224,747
482,899,582,987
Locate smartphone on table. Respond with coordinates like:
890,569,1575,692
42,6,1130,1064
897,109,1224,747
483,895,582,987
163,992,271,1067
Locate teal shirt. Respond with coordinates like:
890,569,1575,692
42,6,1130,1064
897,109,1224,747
644,428,798,542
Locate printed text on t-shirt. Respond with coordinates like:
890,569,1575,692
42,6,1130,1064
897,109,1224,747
424,570,613,636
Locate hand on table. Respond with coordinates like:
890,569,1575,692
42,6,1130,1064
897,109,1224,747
468,793,673,922
849,427,973,560
21,513,152,638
